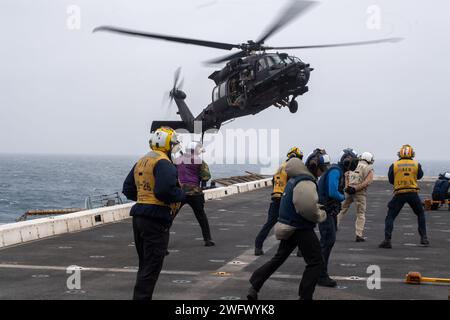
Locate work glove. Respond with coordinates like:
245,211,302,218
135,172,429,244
170,202,182,217
317,209,327,224
345,186,356,195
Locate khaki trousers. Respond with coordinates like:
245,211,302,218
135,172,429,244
337,191,367,237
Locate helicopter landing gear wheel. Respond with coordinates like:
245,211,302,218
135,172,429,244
289,99,298,113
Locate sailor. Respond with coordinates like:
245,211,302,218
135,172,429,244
379,144,429,248
337,152,375,242
431,172,450,210
254,146,304,256
122,127,185,300
175,141,215,246
247,149,329,300
318,148,359,287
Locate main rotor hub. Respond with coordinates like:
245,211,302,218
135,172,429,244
242,40,264,53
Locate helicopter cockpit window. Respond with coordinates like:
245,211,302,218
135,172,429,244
212,86,219,102
284,56,295,63
212,82,227,102
257,58,268,71
219,82,227,98
268,55,282,66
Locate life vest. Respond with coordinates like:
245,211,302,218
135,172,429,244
393,159,419,194
318,164,344,205
348,161,373,186
271,162,288,199
134,150,172,207
278,174,317,230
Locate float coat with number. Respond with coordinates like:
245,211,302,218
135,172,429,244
271,161,288,199
389,159,422,194
123,150,185,223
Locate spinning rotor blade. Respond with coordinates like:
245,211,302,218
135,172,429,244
205,50,247,64
266,37,403,50
173,67,182,89
169,67,184,103
93,26,240,51
256,0,317,44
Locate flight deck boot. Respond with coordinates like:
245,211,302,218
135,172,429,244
254,248,264,256
247,286,258,300
317,276,337,288
420,236,430,246
378,239,392,249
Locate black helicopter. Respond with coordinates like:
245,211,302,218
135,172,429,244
94,1,401,134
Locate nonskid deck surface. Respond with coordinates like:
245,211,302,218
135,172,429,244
0,181,449,300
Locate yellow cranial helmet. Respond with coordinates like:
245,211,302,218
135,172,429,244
149,127,180,152
398,144,415,159
287,146,304,160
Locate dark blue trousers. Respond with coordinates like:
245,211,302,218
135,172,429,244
255,198,281,250
318,213,337,278
250,229,324,300
132,216,170,300
384,192,427,240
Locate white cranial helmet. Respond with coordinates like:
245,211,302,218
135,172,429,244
445,172,450,180
360,152,374,164
186,141,205,155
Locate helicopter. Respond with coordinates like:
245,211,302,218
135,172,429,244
94,0,402,134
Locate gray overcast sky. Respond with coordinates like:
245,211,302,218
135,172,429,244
0,0,449,161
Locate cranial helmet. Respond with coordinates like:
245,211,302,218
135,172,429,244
186,141,205,155
360,152,375,164
305,148,331,176
339,148,359,171
398,144,415,159
441,172,450,180
286,146,304,160
149,127,180,153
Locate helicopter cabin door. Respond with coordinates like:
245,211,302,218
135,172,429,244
211,81,230,109
255,57,270,82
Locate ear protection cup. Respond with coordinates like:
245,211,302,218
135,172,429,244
305,148,330,174
339,148,358,171
308,158,318,172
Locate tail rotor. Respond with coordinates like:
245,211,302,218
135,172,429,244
169,67,186,103
162,67,186,118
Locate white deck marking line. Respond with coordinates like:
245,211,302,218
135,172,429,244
165,235,281,300
2,264,432,286
0,264,199,276
217,235,279,273
215,272,408,284
269,274,405,283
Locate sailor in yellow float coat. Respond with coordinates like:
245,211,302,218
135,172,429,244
379,144,429,248
254,147,304,256
122,127,185,300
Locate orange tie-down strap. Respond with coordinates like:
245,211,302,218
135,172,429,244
423,199,450,210
405,272,450,285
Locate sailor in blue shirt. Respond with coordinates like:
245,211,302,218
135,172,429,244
317,148,359,287
431,172,450,210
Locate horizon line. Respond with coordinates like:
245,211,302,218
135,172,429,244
0,152,449,162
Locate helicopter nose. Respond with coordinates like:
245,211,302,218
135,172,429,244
304,63,313,72
297,66,310,86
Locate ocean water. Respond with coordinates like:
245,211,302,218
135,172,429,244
0,154,260,224
0,154,448,224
